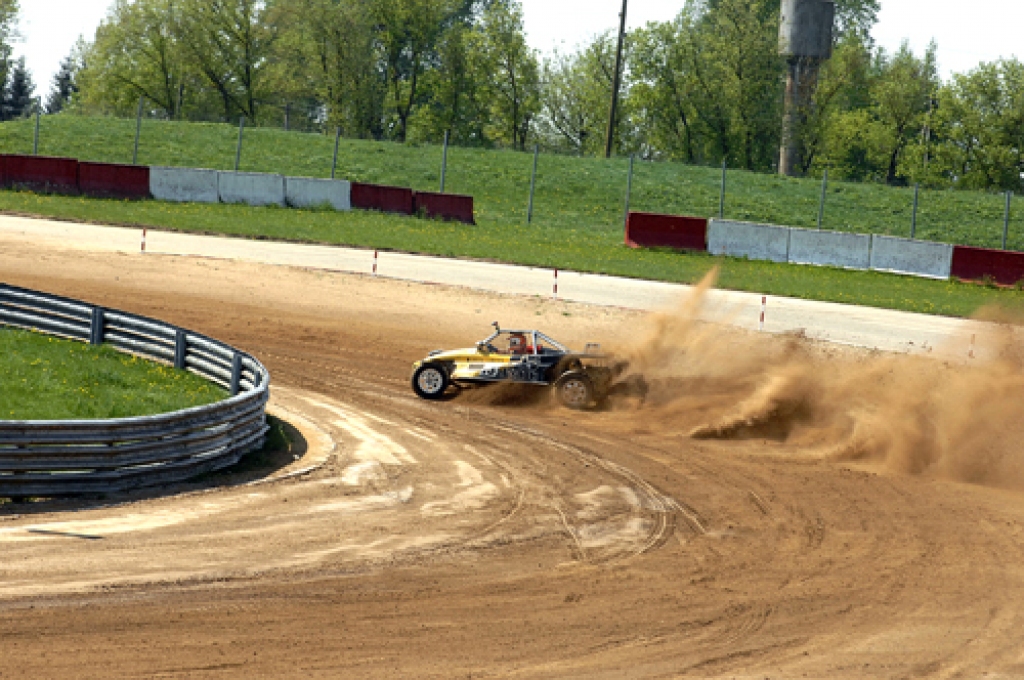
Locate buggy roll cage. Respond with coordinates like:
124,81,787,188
477,323,573,356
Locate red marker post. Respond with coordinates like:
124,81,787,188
759,296,766,332
553,269,559,299
373,250,378,276
141,228,147,253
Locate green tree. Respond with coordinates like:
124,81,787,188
175,0,279,121
1,56,34,120
46,47,83,114
76,0,192,119
538,34,628,155
371,0,465,141
272,0,383,137
908,60,1024,192
476,0,538,150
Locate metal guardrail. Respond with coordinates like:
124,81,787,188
0,283,270,497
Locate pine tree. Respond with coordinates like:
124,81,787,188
2,56,35,120
46,54,78,114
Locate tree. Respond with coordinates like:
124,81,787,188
272,0,384,137
538,35,627,155
476,0,538,150
175,0,279,121
371,0,466,141
2,56,34,120
46,45,84,114
906,59,1024,192
0,0,19,106
75,0,194,119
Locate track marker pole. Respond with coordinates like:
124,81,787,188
969,334,976,359
759,296,766,332
373,250,378,276
33,101,41,155
141,228,147,253
553,269,559,299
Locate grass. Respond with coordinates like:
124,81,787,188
0,327,226,420
0,114,1022,318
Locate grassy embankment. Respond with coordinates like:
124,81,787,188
0,327,225,420
0,115,1021,318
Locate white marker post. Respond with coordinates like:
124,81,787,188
553,269,559,299
141,228,147,253
969,334,976,359
373,250,378,276
759,296,766,332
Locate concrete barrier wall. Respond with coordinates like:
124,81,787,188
218,172,286,207
788,228,871,269
78,162,151,200
3,155,79,194
150,166,220,204
951,246,1024,285
870,235,953,279
626,212,707,251
708,219,791,263
285,177,351,211
413,191,475,224
351,183,415,215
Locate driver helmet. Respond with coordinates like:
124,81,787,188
509,333,527,354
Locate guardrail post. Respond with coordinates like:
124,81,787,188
230,353,242,396
89,307,105,345
174,329,187,370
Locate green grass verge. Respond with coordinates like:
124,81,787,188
0,115,1022,318
0,327,227,420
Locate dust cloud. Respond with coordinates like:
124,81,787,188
611,269,1024,489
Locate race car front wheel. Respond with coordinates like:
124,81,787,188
554,372,594,410
412,364,450,400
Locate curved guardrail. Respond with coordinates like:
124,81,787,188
0,283,270,497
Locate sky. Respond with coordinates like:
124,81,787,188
14,0,1024,97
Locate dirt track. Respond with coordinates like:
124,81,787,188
3,242,1024,678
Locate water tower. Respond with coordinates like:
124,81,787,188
779,0,835,176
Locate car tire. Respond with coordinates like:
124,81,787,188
412,364,450,400
554,372,594,410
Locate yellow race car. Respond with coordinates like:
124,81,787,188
411,322,616,409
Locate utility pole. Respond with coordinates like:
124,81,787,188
604,0,628,159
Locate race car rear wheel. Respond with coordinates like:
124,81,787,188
412,364,450,400
554,372,594,410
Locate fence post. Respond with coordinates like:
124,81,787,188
817,168,828,229
174,329,187,370
331,127,341,179
89,308,105,346
1003,191,1013,250
33,101,41,156
234,116,246,172
440,130,449,193
719,159,727,219
623,154,635,231
527,143,539,224
132,96,144,165
911,183,920,239
230,353,242,396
